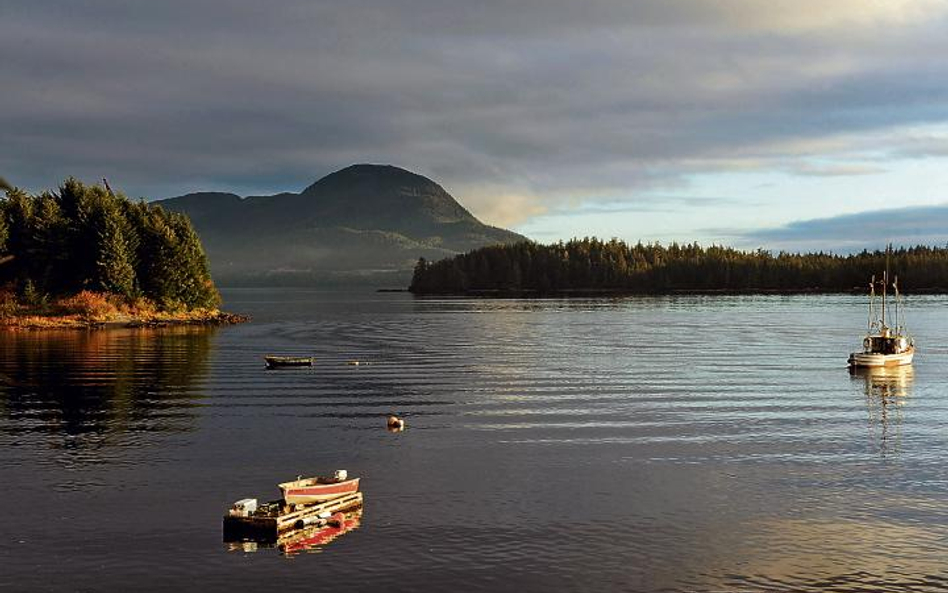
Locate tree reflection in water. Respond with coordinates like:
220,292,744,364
0,327,214,457
852,365,914,457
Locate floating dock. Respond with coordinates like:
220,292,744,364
223,492,363,542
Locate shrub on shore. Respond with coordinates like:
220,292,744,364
53,290,119,320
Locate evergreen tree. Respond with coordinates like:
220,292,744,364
410,239,948,294
167,212,220,309
0,178,220,311
91,201,136,297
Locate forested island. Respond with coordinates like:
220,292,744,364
409,238,948,295
0,177,244,328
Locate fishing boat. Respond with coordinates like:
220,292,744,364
264,355,314,369
279,472,361,505
848,269,914,368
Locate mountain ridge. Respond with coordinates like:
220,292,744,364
155,164,527,286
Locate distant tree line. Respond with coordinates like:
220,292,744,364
0,178,219,310
409,238,948,294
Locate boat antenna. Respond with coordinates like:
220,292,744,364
894,275,902,334
881,270,887,331
881,245,890,331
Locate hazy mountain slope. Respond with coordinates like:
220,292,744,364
156,164,527,285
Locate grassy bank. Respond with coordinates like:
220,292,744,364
0,290,248,330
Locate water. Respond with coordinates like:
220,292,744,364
2,290,948,592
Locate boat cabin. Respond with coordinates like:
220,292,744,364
864,335,909,355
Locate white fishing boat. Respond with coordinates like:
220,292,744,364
848,268,914,368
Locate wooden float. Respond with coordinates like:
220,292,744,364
279,508,363,555
223,492,363,542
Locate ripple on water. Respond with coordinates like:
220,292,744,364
2,292,948,591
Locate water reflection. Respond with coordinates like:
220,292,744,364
852,366,914,457
0,328,214,455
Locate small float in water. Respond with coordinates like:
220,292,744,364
848,269,914,368
264,355,314,369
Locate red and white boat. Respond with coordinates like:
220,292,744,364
279,473,360,505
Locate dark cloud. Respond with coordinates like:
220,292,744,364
3,0,948,219
730,204,948,252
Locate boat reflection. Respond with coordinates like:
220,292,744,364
225,508,363,556
851,365,914,456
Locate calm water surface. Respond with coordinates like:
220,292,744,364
2,290,948,592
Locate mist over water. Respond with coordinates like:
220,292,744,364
2,290,948,592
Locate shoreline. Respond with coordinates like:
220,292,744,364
0,310,250,331
408,286,948,298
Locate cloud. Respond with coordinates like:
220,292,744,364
547,195,743,216
785,163,886,177
729,204,948,252
3,0,948,225
454,186,548,227
715,0,948,31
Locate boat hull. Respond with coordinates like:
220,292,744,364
279,478,360,505
848,347,914,368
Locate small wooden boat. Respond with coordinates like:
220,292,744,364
279,475,361,505
265,355,314,369
848,266,914,368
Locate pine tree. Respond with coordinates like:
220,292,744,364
167,212,220,309
91,201,136,297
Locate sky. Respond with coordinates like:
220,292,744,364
4,0,948,252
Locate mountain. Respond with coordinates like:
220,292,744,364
155,164,527,286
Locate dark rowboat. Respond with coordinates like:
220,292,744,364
265,355,314,369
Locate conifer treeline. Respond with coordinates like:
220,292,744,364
0,178,220,310
409,238,948,294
